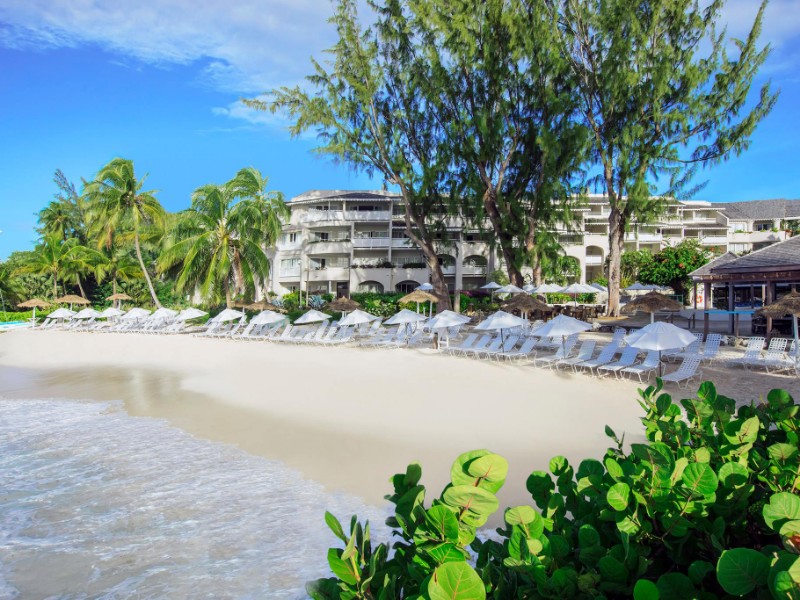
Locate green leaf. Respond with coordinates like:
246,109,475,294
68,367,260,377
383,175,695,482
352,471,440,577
607,482,631,511
466,453,508,492
578,524,600,548
428,562,486,600
327,548,358,586
718,462,748,488
716,548,770,596
688,560,714,585
450,450,490,487
779,520,800,552
425,505,460,543
442,486,499,526
324,511,347,543
656,573,695,600
763,492,800,531
768,442,798,462
577,459,605,479
605,457,624,480
505,506,544,537
549,456,570,476
633,579,659,600
526,471,554,503
724,416,761,445
681,463,718,497
767,388,794,408
598,555,628,584
425,542,466,565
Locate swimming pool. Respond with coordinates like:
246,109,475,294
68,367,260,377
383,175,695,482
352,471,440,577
0,321,30,331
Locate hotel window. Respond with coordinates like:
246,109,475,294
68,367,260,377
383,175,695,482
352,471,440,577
730,243,749,254
755,222,772,232
280,258,300,274
732,222,747,232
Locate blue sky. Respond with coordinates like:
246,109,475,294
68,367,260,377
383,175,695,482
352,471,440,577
1,0,799,259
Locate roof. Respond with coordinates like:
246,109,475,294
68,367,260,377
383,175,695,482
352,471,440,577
689,252,739,279
711,236,800,273
290,190,400,204
715,199,800,221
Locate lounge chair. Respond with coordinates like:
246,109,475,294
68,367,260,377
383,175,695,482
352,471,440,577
452,334,491,357
482,335,520,360
554,340,596,371
756,338,790,372
596,346,640,378
464,335,503,358
619,351,661,383
574,341,622,375
664,332,702,362
319,326,355,345
661,356,703,388
728,337,765,369
444,333,478,355
497,337,539,361
532,335,579,369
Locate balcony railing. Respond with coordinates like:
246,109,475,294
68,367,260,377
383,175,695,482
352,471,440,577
462,265,487,275
279,267,301,278
391,238,414,248
301,210,345,222
277,241,303,250
626,232,663,242
585,255,604,266
700,236,729,245
352,237,391,248
344,211,391,221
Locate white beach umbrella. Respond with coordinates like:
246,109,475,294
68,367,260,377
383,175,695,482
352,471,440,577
523,284,538,293
338,309,380,327
73,308,102,319
99,307,124,318
532,313,592,355
416,282,434,291
625,282,651,291
176,307,209,322
428,310,471,330
480,281,502,291
48,308,75,320
294,309,332,324
384,308,429,325
561,282,598,305
625,322,697,376
475,310,527,343
121,307,151,320
148,307,178,320
496,284,526,295
251,310,286,325
535,283,564,294
212,308,245,323
590,283,608,292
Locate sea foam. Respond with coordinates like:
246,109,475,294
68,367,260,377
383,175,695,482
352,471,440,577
0,398,388,599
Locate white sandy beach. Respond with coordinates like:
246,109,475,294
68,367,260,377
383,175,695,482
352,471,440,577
1,329,797,510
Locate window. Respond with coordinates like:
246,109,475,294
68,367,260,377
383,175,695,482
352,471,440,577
357,281,384,293
732,222,747,233
280,258,300,275
729,243,749,254
395,280,420,293
755,222,771,232
314,205,330,211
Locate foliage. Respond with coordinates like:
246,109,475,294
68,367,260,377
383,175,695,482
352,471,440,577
157,167,287,308
37,169,87,243
14,233,103,299
542,255,581,287
487,270,509,286
0,261,24,304
638,240,711,299
619,250,655,289
84,158,166,308
556,0,778,315
310,382,799,599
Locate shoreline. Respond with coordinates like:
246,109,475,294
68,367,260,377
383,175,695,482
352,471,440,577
2,329,795,512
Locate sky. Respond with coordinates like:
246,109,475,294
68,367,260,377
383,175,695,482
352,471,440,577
1,0,799,260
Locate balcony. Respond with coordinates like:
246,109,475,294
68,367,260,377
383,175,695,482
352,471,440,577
300,210,346,223
277,241,303,251
462,265,487,276
700,236,729,245
585,255,604,266
391,238,415,248
344,210,391,221
308,267,350,281
306,240,351,253
441,265,456,275
625,232,662,243
279,267,301,278
352,237,391,249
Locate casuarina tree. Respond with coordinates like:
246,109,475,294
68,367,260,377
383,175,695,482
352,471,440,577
552,0,777,315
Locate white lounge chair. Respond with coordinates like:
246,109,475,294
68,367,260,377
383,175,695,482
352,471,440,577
453,334,491,357
445,333,478,355
757,338,790,372
728,337,765,369
464,335,503,358
483,335,520,360
575,341,622,375
532,335,579,369
619,351,661,383
497,337,539,361
555,340,597,371
661,356,702,388
596,346,640,378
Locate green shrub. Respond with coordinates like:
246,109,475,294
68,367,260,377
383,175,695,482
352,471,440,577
309,381,800,599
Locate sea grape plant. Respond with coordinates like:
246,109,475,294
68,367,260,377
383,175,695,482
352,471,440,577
309,381,799,599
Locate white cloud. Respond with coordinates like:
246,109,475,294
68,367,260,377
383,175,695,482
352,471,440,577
0,0,338,93
720,0,800,47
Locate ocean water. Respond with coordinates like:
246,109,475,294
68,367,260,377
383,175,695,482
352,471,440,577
0,398,388,599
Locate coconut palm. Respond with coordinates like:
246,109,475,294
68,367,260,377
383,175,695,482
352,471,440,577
38,170,86,242
228,166,288,243
158,172,283,307
84,158,165,308
0,262,23,305
95,244,143,297
14,233,101,299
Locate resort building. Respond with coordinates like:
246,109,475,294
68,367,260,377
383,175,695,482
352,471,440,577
269,190,800,296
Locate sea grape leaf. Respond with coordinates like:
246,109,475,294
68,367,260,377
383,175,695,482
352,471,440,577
681,463,718,497
466,453,508,493
428,562,486,600
716,548,770,596
763,492,800,531
768,443,798,462
633,579,659,600
607,482,631,512
718,462,749,488
425,505,460,543
324,511,347,543
656,573,695,600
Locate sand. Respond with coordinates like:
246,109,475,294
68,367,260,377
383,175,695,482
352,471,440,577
1,329,797,512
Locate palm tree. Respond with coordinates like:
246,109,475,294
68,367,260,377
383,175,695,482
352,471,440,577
85,158,165,308
96,244,142,296
158,170,284,307
38,169,86,242
0,262,23,305
15,233,100,299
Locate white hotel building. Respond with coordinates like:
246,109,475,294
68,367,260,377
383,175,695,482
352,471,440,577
268,190,800,296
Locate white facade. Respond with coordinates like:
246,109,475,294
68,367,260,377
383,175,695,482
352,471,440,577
269,191,799,296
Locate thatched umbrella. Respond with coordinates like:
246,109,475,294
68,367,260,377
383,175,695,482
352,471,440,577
399,290,439,317
245,300,285,313
758,291,800,353
621,291,682,324
106,292,133,309
502,294,550,319
54,294,90,310
17,298,50,321
326,296,361,313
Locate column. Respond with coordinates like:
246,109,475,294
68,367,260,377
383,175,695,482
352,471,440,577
727,282,735,335
703,282,711,338
766,282,774,339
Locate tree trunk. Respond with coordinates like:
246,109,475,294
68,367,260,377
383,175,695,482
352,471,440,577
53,273,58,300
225,286,232,309
607,207,626,317
134,231,163,309
77,278,87,299
483,188,524,286
420,239,452,312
